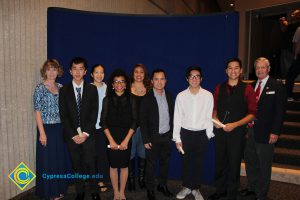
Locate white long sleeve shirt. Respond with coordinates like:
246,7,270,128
172,87,214,143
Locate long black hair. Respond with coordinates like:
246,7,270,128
130,63,152,92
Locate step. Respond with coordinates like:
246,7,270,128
276,134,300,150
272,162,300,171
273,147,300,167
240,162,300,185
287,100,300,111
282,121,300,135
284,110,300,122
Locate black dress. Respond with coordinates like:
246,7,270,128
100,93,137,168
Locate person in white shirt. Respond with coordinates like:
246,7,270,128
91,64,109,193
173,66,214,200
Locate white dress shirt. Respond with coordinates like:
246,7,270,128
255,75,269,99
72,80,84,99
173,87,214,143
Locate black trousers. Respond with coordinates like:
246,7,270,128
214,128,245,199
244,128,274,200
181,128,208,190
68,136,98,193
286,56,300,98
95,128,109,182
145,132,172,190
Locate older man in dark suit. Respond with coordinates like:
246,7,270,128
140,69,174,200
240,57,286,200
59,57,100,200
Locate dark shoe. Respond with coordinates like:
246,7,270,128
157,185,173,197
138,157,146,189
98,182,108,192
208,192,227,200
239,188,256,197
75,192,85,200
91,193,101,200
128,158,136,191
147,190,155,200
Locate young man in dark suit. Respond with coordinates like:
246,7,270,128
140,69,174,200
240,57,286,200
59,57,100,200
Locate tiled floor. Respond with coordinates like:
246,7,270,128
11,176,300,200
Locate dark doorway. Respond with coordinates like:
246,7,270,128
245,2,300,80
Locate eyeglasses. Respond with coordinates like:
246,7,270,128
113,80,126,84
188,75,201,80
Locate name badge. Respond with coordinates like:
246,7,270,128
266,91,275,94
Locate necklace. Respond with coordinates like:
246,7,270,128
132,83,146,96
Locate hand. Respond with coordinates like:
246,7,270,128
212,118,222,129
79,134,87,143
72,135,82,144
223,122,237,132
119,140,128,150
109,140,119,150
39,134,47,146
144,143,152,149
176,142,182,150
269,134,279,144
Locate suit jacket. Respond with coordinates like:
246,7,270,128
253,77,286,143
59,81,99,142
140,89,174,144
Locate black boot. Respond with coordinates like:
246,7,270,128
138,157,146,189
128,158,136,191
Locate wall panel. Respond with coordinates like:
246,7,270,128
0,0,198,198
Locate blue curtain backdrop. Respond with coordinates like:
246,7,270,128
47,7,239,184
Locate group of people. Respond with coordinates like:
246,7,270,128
279,9,300,101
207,57,286,200
33,56,286,200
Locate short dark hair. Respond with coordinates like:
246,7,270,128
106,68,131,97
185,66,202,79
225,57,242,69
151,69,167,80
91,64,105,73
69,57,87,70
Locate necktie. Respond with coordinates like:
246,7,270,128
255,81,262,103
248,81,262,128
76,87,81,127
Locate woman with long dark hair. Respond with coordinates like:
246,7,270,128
128,64,151,191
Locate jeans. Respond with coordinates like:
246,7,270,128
130,127,146,159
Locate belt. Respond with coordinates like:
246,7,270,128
158,131,170,136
